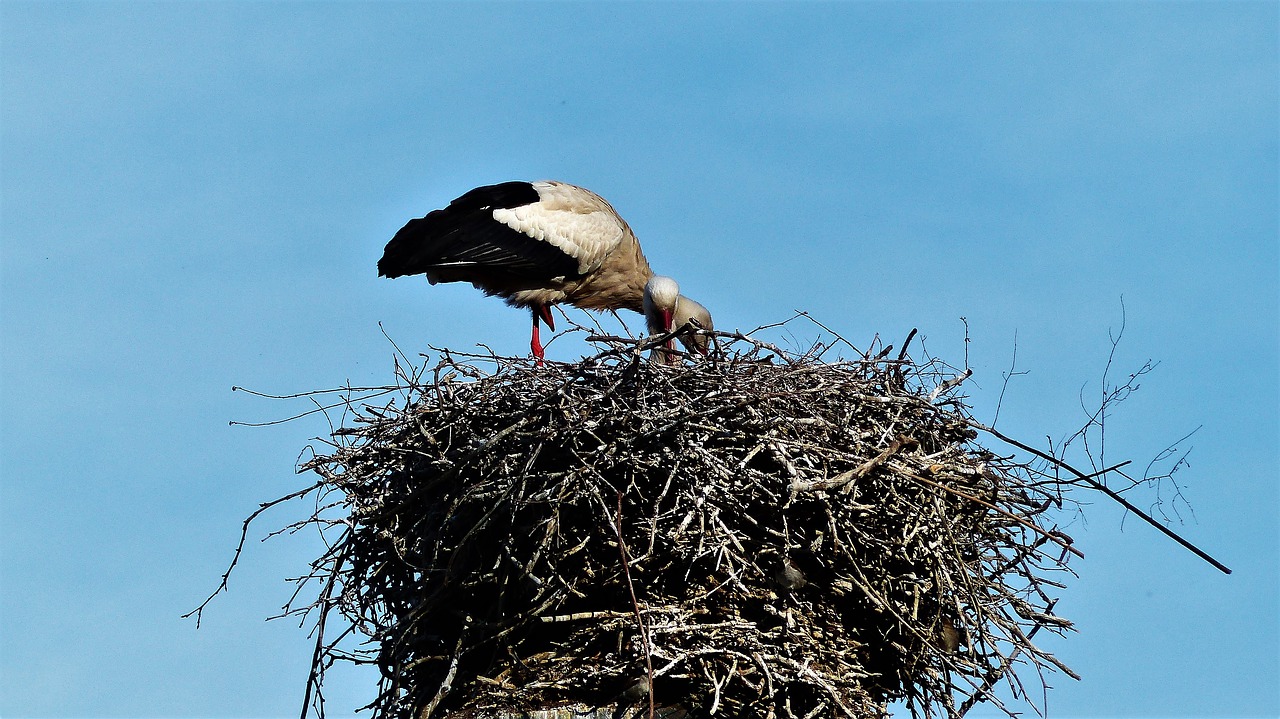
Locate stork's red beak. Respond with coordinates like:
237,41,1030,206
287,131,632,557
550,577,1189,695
661,309,677,364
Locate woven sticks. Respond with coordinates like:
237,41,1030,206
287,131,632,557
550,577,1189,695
274,330,1087,719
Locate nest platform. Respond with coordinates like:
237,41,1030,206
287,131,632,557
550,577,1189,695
293,330,1079,719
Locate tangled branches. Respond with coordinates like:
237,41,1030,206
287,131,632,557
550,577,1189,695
244,326,1104,719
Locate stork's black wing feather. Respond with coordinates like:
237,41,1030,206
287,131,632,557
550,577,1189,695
377,181,581,282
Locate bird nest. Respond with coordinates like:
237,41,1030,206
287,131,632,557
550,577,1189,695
197,325,1128,719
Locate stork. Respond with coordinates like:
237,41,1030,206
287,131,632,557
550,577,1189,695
378,180,712,360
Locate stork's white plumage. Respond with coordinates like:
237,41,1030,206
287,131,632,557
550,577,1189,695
378,180,712,360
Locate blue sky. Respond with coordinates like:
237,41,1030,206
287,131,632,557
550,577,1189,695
1,2,1276,717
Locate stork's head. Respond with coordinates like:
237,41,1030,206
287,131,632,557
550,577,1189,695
643,275,680,336
643,275,682,365
644,276,714,363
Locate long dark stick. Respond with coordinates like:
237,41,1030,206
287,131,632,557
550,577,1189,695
970,420,1231,574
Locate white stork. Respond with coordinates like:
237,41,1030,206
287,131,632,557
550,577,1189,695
378,180,713,360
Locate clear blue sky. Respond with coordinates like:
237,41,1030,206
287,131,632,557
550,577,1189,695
2,2,1275,717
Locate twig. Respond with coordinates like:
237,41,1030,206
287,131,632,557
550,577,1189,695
182,481,324,627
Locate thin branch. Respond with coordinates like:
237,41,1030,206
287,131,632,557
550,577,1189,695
970,420,1230,574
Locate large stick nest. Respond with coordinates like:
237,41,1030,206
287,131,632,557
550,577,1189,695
292,328,1081,719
